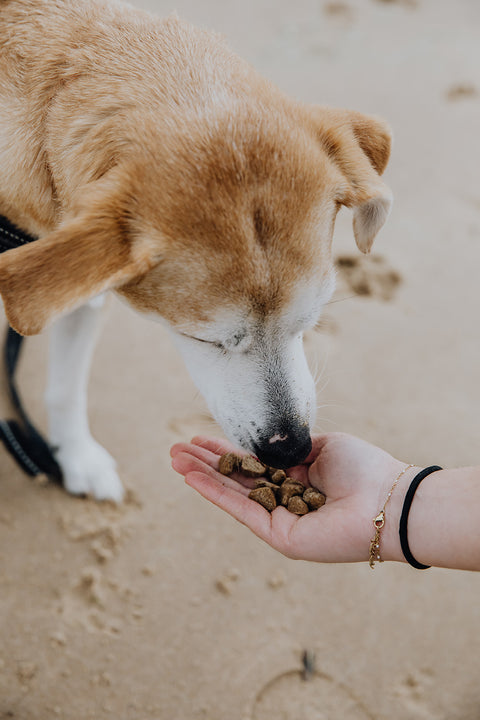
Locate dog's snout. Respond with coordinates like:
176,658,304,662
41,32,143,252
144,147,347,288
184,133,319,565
254,425,312,469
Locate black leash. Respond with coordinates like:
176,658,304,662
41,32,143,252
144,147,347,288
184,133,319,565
0,215,63,483
0,214,38,252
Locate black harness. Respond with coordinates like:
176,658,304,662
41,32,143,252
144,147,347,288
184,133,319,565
0,215,62,483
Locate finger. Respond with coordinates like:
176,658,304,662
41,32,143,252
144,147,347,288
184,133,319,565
170,442,223,468
170,442,188,458
171,447,257,489
301,433,331,465
176,438,265,489
185,470,283,545
190,435,244,456
282,465,310,486
172,452,251,495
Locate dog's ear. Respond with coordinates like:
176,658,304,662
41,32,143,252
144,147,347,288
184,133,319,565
306,106,393,253
0,179,156,335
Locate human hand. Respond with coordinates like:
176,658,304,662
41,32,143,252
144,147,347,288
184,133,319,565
170,433,414,563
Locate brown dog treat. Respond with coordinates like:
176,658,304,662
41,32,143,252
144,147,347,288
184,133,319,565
287,496,309,515
282,479,305,493
254,478,279,492
278,481,304,507
269,469,287,485
218,452,241,476
241,456,267,478
248,487,277,512
303,488,326,510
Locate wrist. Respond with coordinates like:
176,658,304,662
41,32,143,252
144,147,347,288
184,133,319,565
379,464,422,564
371,462,480,571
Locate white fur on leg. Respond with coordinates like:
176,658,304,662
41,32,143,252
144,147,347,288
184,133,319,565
54,435,123,502
45,297,124,502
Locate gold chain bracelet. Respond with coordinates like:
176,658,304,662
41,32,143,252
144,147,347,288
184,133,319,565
369,464,415,569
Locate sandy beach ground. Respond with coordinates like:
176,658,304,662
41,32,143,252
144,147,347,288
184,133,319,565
1,1,480,718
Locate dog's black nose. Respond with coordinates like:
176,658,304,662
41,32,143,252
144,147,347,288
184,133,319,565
253,426,312,469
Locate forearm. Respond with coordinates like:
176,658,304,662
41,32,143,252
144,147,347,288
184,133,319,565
383,465,480,571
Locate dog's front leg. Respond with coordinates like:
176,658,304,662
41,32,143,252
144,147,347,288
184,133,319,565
45,296,124,502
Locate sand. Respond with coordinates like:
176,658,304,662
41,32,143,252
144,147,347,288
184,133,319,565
1,0,480,718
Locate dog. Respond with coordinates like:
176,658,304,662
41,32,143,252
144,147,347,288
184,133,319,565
0,0,392,501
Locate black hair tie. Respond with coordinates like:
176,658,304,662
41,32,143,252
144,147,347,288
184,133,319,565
399,465,442,569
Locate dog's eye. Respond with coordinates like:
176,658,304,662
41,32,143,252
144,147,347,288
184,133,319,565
201,338,227,353
182,333,225,351
204,338,227,354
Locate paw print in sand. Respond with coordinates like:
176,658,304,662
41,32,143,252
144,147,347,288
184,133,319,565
336,254,402,302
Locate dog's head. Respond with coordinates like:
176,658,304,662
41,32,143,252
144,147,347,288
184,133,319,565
0,103,392,467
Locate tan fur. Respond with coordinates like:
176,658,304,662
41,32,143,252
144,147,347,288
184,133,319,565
0,0,392,336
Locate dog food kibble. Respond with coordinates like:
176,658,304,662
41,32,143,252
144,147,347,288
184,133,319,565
218,452,241,476
287,496,309,515
248,487,277,512
241,455,267,478
218,453,326,516
277,481,304,507
269,469,287,485
303,487,327,510
254,478,279,491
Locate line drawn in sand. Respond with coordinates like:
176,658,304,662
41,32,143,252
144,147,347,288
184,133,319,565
245,651,377,720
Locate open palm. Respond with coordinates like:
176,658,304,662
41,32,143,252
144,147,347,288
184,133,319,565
171,433,407,563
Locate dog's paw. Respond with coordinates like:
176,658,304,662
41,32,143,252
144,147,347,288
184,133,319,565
55,438,124,503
